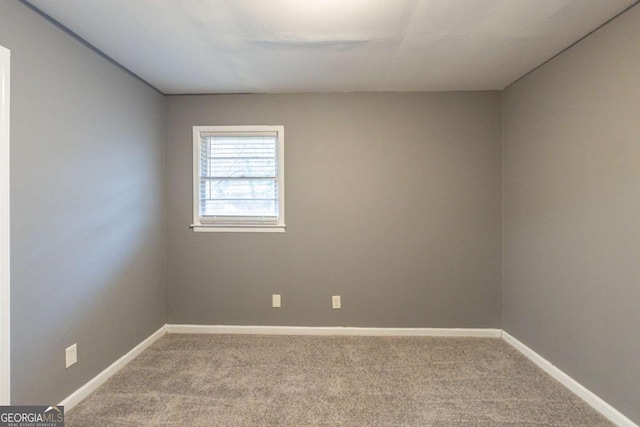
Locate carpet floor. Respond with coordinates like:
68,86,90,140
65,334,613,426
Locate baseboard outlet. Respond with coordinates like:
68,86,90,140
502,331,638,427
165,324,503,337
59,325,167,411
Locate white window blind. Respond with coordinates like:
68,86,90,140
192,126,285,231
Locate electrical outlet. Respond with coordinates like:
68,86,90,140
272,294,281,308
332,295,341,309
65,344,77,368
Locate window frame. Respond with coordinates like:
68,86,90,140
191,125,285,233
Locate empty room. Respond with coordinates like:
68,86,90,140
0,0,639,425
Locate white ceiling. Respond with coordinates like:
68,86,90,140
27,0,636,94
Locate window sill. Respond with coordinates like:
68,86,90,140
190,224,286,233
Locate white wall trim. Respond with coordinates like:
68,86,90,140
0,45,10,406
165,324,503,337
502,331,638,427
56,325,637,427
59,325,167,411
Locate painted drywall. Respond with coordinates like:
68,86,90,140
0,2,166,404
503,4,640,424
166,92,502,327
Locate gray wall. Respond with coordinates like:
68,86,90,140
166,92,502,327
7,0,637,418
503,5,640,424
0,2,166,404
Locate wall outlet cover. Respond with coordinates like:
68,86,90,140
332,295,341,309
65,343,77,368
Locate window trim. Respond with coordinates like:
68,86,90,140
191,125,285,233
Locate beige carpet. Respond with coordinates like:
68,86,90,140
66,334,613,426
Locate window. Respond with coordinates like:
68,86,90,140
192,125,285,232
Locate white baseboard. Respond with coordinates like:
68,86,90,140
57,325,637,427
165,324,503,337
59,325,167,411
502,331,638,427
